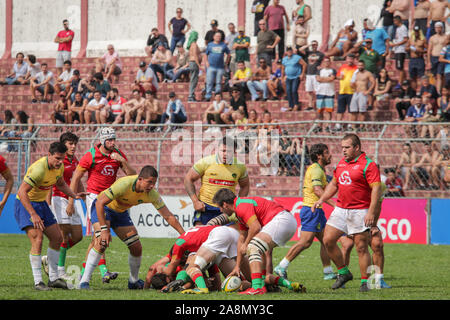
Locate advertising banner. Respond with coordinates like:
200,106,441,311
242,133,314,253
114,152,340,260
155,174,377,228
430,199,450,245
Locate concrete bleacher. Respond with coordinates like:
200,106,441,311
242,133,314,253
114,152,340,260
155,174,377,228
1,55,449,199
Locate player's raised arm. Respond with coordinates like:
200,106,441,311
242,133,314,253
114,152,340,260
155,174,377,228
157,206,185,235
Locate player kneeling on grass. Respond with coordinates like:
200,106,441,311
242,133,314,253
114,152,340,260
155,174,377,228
213,189,306,295
15,142,87,291
78,165,184,290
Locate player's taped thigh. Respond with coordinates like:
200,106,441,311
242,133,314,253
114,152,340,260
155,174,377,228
247,237,269,264
194,255,213,271
122,233,140,247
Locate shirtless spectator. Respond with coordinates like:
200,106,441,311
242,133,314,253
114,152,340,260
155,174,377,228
389,15,409,84
413,142,440,190
349,60,375,131
187,31,202,102
96,44,122,84
30,63,55,103
133,61,158,95
123,90,147,128
387,0,410,28
292,15,309,54
68,91,86,125
439,35,450,89
150,42,174,82
145,91,164,130
325,19,358,59
439,145,450,187
54,60,74,96
247,58,271,101
145,28,169,57
83,90,109,127
414,0,430,36
51,93,69,128
427,22,446,92
0,52,28,85
427,0,449,37
203,92,227,130
107,88,127,125
407,25,427,89
397,143,419,190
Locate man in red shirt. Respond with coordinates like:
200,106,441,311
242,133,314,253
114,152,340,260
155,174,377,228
0,155,14,216
264,0,290,59
54,19,75,76
313,133,382,292
213,189,306,295
68,127,136,284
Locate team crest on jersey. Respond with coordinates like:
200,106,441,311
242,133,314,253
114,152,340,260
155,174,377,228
101,165,116,176
338,171,352,185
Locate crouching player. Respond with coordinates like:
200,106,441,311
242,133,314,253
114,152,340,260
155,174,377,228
78,165,184,289
213,189,306,295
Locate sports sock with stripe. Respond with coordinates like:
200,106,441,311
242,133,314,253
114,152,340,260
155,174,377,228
128,254,141,283
29,253,43,285
338,265,350,275
175,270,189,283
80,248,101,284
251,273,263,289
275,276,293,290
47,247,60,282
58,242,68,275
98,258,108,278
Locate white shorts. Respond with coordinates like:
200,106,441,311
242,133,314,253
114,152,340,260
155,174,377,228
85,192,98,220
201,226,240,265
51,196,82,225
56,50,71,68
326,206,370,235
261,210,297,247
305,75,318,92
349,92,368,113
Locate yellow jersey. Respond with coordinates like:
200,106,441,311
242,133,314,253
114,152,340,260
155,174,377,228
234,67,252,80
101,175,166,213
18,156,64,202
193,154,248,207
302,162,328,208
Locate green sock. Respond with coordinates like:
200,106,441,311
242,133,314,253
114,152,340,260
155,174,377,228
81,262,86,276
58,244,68,268
193,274,207,289
277,277,293,290
361,278,368,284
98,259,108,278
251,278,263,289
175,270,189,283
338,266,350,275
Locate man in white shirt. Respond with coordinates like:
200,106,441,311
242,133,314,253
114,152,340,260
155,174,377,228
389,15,409,84
315,57,337,132
30,63,55,103
132,61,158,95
24,55,41,84
55,60,74,97
84,90,109,127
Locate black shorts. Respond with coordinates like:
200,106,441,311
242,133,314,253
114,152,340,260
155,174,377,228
337,94,353,114
409,58,425,78
395,53,406,70
430,56,445,76
54,112,66,123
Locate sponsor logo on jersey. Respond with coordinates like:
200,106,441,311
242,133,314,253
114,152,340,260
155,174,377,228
338,170,352,185
101,165,116,176
208,178,235,186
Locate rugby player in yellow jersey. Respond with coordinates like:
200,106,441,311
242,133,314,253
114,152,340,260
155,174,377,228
14,142,87,291
274,143,337,281
79,165,185,290
184,136,250,226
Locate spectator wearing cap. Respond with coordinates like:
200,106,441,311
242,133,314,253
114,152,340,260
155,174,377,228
146,28,169,57
96,44,122,84
389,15,409,84
439,34,450,88
256,19,280,68
168,8,191,53
67,69,81,101
150,41,174,82
282,46,306,111
223,86,249,124
252,0,271,36
166,43,190,82
407,25,426,89
54,60,74,97
394,79,416,120
133,61,158,95
364,18,390,70
349,38,381,75
264,0,290,59
204,20,225,46
428,0,449,37
204,32,231,101
325,19,358,58
233,26,251,70
427,21,446,92
162,92,187,125
187,31,202,102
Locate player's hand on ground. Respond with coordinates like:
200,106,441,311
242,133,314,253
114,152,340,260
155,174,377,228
30,213,44,231
193,200,205,212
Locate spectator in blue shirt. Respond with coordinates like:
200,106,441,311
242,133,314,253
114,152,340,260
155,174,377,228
439,35,450,88
162,91,187,126
364,18,390,69
204,32,231,101
404,95,426,138
281,46,306,111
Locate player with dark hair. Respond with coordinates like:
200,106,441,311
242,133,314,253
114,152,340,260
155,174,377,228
0,155,14,216
313,133,382,292
14,142,86,290
213,189,306,295
274,143,337,281
79,165,184,289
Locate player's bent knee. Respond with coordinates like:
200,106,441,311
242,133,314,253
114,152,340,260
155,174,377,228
247,238,269,264
194,255,209,271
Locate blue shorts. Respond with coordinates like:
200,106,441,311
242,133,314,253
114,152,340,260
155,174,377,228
14,198,57,231
192,203,222,225
90,199,134,229
337,94,353,114
299,206,327,233
316,95,334,112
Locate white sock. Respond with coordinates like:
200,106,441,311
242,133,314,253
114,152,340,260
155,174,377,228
323,266,334,274
80,248,102,284
58,266,66,277
375,273,384,282
279,258,290,269
29,254,43,285
47,248,60,282
128,254,141,283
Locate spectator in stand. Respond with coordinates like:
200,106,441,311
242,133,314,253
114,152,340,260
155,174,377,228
204,32,231,101
145,28,169,57
326,19,358,59
23,54,41,85
161,91,187,126
166,43,190,83
428,22,446,92
230,61,252,99
204,20,225,46
54,19,74,76
288,136,308,175
427,0,449,37
225,23,239,77
0,110,16,138
299,40,324,110
407,25,427,90
389,15,409,84
256,19,280,68
84,90,109,128
373,68,392,109
267,59,284,100
350,38,381,76
0,52,28,85
414,0,431,36
54,60,74,97
51,93,69,128
123,90,146,127
145,91,164,130
420,95,440,138
437,86,450,121
335,54,357,131
93,72,111,99
384,169,405,197
95,44,122,84
233,26,251,71
364,19,390,70
264,0,290,59
395,79,416,120
79,70,96,102
68,92,86,125
204,92,227,130
398,142,419,190
221,86,249,125
4,111,35,153
413,142,437,189
404,95,426,137
187,31,202,102
419,75,439,104
292,0,312,24
315,56,336,132
439,34,450,88
439,145,450,187
30,63,55,103
67,69,81,102
380,0,395,39
252,0,271,36
133,61,158,95
107,88,127,125
247,57,271,101
150,42,174,82
168,8,191,53
278,133,292,176
282,46,306,111
292,15,309,55
387,0,410,29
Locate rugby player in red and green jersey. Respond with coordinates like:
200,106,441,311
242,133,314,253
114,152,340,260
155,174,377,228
68,127,136,283
0,154,14,216
313,133,382,292
213,189,306,295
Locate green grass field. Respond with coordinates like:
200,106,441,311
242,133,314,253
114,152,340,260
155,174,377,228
1,234,449,300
